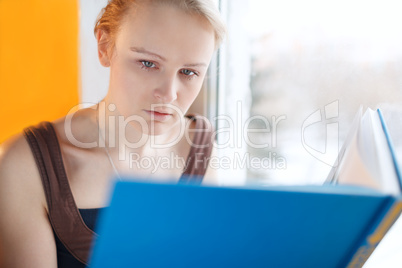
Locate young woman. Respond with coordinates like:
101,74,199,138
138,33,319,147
0,0,225,267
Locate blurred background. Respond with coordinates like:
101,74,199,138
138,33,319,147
0,0,80,142
220,0,402,185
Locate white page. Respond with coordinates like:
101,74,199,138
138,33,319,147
329,108,400,195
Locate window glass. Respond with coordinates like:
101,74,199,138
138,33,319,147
219,0,402,185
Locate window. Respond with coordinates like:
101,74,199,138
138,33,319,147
215,0,402,186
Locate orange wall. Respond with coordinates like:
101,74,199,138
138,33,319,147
0,0,79,142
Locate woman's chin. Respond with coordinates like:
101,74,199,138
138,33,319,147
146,120,183,137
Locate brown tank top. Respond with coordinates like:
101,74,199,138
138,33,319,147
23,114,214,265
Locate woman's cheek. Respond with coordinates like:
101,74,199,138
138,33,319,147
117,68,145,93
182,83,203,107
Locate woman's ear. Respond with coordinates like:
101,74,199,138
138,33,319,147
96,30,111,67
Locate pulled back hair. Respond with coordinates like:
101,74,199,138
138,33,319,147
94,0,226,50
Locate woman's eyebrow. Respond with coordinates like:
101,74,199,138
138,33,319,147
130,46,207,68
130,47,166,61
183,63,207,68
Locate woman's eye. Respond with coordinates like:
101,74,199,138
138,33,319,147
141,61,156,68
181,69,196,76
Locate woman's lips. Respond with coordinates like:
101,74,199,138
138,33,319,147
143,110,173,122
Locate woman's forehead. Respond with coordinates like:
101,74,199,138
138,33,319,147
116,3,215,63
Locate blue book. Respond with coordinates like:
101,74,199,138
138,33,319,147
89,108,402,268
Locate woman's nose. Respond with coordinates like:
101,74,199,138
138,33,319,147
153,75,178,103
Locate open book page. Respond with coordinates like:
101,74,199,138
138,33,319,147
368,109,401,195
336,135,380,190
326,107,363,184
327,108,401,195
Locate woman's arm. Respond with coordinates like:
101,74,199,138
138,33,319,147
0,134,57,267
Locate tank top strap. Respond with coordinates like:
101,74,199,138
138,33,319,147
180,114,214,183
23,122,95,265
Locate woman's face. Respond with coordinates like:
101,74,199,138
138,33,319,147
102,3,215,136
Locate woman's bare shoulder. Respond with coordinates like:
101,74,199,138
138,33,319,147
0,133,56,267
0,132,40,182
0,131,46,205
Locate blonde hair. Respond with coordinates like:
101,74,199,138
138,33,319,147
94,0,226,50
